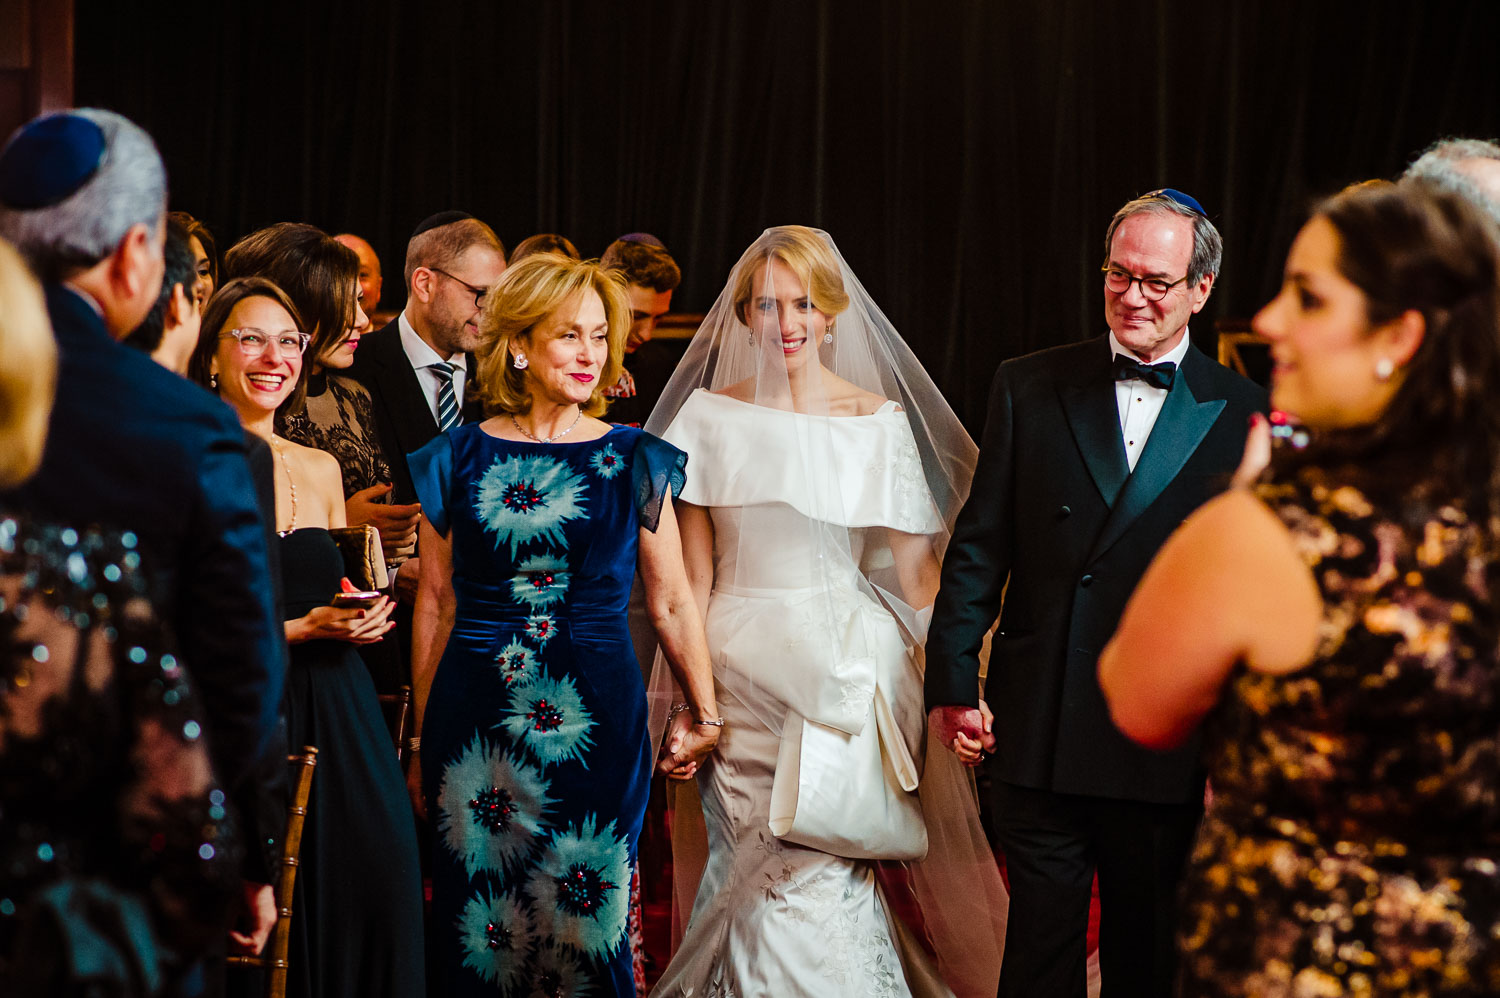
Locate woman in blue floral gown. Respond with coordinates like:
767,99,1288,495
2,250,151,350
407,253,719,997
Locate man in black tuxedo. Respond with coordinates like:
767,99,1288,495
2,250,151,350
0,109,287,983
347,211,505,687
925,190,1266,997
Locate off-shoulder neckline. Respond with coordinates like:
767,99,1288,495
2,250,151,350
691,387,900,419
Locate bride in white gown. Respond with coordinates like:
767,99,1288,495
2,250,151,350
645,226,1008,998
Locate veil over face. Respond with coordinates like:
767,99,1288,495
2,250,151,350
647,226,1007,997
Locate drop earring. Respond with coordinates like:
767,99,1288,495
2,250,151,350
513,352,529,370
1374,357,1394,381
210,372,218,389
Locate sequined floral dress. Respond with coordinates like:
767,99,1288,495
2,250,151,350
0,516,238,993
1178,467,1500,997
409,423,686,997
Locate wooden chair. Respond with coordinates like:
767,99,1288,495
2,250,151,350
226,746,319,998
377,684,413,764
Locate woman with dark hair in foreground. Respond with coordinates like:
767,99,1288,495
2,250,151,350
1101,180,1500,995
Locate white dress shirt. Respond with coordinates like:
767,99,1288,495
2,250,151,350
398,311,468,428
1109,329,1192,472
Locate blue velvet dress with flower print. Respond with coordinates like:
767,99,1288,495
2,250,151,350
410,423,686,998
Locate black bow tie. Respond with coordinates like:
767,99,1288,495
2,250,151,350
1111,355,1176,391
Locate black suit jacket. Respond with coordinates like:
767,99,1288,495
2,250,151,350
925,336,1267,805
4,285,287,853
347,317,481,504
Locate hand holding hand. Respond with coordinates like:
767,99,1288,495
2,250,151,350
228,881,276,955
345,483,421,561
656,708,720,781
929,701,995,767
287,597,396,645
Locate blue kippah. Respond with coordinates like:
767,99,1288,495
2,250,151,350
1148,188,1206,216
617,232,665,247
0,113,108,210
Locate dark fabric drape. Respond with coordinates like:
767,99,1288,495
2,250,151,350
75,0,1500,430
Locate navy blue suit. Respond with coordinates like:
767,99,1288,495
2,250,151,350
5,285,285,831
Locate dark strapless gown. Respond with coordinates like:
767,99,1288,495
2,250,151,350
279,528,425,998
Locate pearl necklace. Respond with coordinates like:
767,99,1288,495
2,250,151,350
271,436,297,535
512,409,583,444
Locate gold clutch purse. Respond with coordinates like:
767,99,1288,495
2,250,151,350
326,525,390,591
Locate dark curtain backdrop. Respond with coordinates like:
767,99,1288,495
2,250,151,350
76,0,1500,429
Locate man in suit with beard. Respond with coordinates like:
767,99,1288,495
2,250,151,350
347,211,505,688
925,190,1266,997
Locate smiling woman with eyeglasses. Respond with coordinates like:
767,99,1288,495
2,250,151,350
190,275,427,998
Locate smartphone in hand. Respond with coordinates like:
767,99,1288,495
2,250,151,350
329,591,384,609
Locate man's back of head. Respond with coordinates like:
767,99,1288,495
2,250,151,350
0,109,167,336
124,215,199,372
1405,138,1500,225
336,232,383,315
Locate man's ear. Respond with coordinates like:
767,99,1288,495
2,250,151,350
111,221,159,303
1188,272,1216,314
410,267,435,305
166,282,194,328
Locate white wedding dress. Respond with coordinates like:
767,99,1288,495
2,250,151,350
652,389,952,998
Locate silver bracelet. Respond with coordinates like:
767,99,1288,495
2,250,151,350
670,701,724,727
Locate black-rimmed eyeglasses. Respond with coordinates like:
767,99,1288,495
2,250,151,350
1101,266,1190,302
428,267,490,309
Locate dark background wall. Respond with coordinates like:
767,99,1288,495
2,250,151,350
74,0,1500,429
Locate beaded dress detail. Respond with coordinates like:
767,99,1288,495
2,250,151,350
1179,467,1500,996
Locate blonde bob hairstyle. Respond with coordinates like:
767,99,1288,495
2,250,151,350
0,237,56,488
730,224,851,325
474,252,631,418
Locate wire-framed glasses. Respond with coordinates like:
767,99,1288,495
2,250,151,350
1101,266,1190,302
428,267,490,309
223,327,311,357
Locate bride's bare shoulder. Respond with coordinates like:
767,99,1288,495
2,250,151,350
822,373,890,416
712,378,757,403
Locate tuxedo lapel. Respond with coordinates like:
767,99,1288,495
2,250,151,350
1059,342,1130,508
1087,346,1225,561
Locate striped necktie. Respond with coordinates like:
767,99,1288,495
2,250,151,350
429,361,461,431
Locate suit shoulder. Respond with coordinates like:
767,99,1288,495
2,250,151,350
998,338,1102,376
1193,351,1268,409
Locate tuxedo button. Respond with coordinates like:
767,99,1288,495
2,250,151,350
1058,505,1071,518
1080,574,1094,587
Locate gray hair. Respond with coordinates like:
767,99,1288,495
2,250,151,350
1403,137,1500,225
0,109,167,282
1103,193,1223,285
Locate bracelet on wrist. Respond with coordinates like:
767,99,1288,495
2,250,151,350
406,736,421,752
670,701,724,728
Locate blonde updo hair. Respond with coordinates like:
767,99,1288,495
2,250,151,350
0,237,56,488
473,252,631,418
731,225,850,324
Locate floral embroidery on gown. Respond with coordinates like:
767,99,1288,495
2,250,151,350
1179,466,1500,996
410,423,685,997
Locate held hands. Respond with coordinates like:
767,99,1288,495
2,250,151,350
656,708,720,781
287,595,396,645
392,556,421,604
346,483,421,562
929,700,996,767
